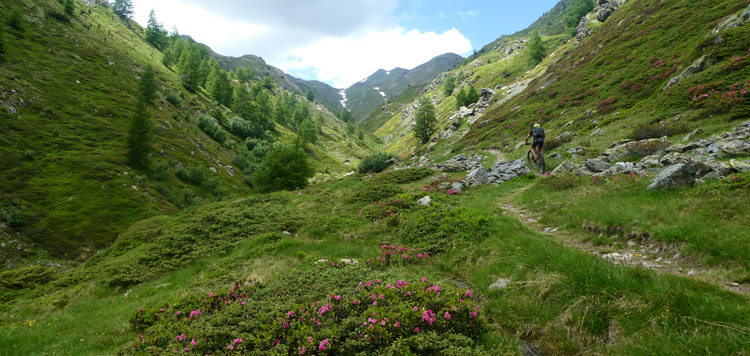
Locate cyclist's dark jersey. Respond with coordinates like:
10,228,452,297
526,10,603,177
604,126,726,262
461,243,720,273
530,127,545,148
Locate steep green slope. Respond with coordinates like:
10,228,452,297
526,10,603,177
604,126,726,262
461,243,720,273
374,0,750,165
0,0,371,265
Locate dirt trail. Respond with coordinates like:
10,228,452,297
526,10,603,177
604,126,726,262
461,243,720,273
497,186,749,295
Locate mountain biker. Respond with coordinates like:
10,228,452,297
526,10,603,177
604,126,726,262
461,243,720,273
525,123,545,162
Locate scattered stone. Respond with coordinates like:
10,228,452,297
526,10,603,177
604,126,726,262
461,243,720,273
564,120,574,127
225,165,235,177
555,131,576,142
550,160,578,175
451,182,463,193
283,231,291,236
584,158,612,173
730,159,750,172
647,163,698,190
488,158,530,183
208,166,217,173
418,196,432,206
719,140,750,156
682,128,703,142
467,166,489,185
488,278,511,290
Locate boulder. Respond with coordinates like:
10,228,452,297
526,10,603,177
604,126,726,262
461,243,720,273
610,162,644,175
584,158,612,173
602,144,632,162
418,196,432,206
639,155,663,167
457,106,474,118
666,142,702,153
555,131,576,142
647,163,698,190
708,4,750,36
708,161,733,177
682,128,703,142
437,155,470,172
659,152,682,166
719,140,750,156
488,158,530,183
730,159,750,172
467,166,489,185
550,160,579,175
451,182,464,192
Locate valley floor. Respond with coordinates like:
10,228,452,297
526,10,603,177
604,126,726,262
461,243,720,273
1,169,748,355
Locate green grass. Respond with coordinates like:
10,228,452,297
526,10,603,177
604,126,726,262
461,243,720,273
516,173,750,272
1,174,748,355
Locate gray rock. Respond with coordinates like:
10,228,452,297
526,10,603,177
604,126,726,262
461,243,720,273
647,163,698,190
574,165,595,177
602,144,631,162
610,162,643,175
225,165,235,177
666,142,701,153
488,158,530,183
730,159,750,172
708,161,733,177
708,4,750,36
555,131,576,142
660,152,682,166
457,106,474,118
664,55,717,90
451,182,464,192
719,140,750,156
488,278,511,290
551,160,579,175
590,128,605,136
515,141,526,150
706,142,722,155
639,155,663,167
417,196,432,206
700,171,723,181
584,158,612,173
682,128,703,142
467,166,489,185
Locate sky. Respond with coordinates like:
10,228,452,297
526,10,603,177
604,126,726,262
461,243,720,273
130,0,560,88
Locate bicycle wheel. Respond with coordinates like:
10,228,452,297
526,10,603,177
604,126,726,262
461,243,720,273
527,150,538,170
538,152,545,174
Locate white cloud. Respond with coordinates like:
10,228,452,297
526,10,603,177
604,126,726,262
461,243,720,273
457,10,481,20
276,27,472,88
130,1,472,88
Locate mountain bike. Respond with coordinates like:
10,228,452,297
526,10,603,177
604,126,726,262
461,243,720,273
526,144,545,174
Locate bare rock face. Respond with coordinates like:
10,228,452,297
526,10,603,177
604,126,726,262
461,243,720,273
488,159,530,183
647,163,698,190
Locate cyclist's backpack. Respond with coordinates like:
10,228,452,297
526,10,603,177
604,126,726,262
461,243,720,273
531,126,545,139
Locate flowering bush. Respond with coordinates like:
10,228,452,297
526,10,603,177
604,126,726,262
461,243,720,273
597,97,615,114
368,168,435,185
365,245,430,269
626,139,672,157
357,198,412,223
422,175,465,195
541,174,582,191
721,49,750,72
120,266,486,355
688,80,750,112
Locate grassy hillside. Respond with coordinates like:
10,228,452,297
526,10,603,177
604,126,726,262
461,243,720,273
373,0,750,166
0,0,371,266
0,169,747,355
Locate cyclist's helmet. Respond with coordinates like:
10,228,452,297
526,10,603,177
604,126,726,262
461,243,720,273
533,123,541,128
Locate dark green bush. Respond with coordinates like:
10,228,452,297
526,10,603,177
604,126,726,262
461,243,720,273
5,199,26,227
358,152,396,173
251,144,314,192
631,122,690,140
165,91,181,106
152,161,169,182
197,115,228,144
175,165,204,185
348,183,404,204
399,206,490,253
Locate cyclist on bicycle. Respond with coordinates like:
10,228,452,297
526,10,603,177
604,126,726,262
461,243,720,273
525,123,545,162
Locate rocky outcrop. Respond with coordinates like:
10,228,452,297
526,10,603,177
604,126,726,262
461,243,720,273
647,163,698,190
487,159,530,183
663,55,717,91
708,4,750,37
435,154,482,172
576,0,629,44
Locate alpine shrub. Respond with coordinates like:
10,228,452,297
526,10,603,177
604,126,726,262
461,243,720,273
358,152,396,173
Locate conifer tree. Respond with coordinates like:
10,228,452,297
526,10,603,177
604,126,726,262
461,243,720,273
257,90,274,129
232,86,258,122
414,96,436,144
306,89,315,102
443,74,456,96
138,64,157,105
274,91,291,127
126,99,152,168
293,102,309,127
455,87,467,110
299,118,317,144
528,30,547,65
198,59,210,87
145,10,167,50
63,0,75,16
564,0,595,29
207,64,232,107
466,85,479,104
112,0,134,19
177,44,201,91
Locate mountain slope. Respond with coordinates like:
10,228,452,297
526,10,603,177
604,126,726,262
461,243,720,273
345,53,463,121
0,0,372,265
373,0,750,167
208,50,345,115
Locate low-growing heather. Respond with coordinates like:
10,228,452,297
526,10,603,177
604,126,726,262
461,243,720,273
626,139,672,157
541,173,582,191
631,122,690,140
365,245,431,269
399,206,490,253
121,265,485,355
357,198,412,224
347,183,404,204
367,167,435,185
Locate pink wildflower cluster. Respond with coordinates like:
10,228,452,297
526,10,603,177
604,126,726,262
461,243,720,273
421,175,464,196
722,49,750,72
688,79,750,112
357,198,408,222
366,245,430,268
